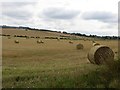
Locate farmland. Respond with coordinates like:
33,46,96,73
2,28,119,88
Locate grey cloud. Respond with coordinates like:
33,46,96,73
2,9,32,20
2,2,36,7
1,2,34,20
82,12,117,23
42,7,80,20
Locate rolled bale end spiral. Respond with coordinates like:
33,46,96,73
14,40,19,43
87,45,114,66
76,43,84,50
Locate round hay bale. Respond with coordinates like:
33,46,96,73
83,39,86,41
92,40,95,43
76,43,84,50
8,36,11,39
93,43,100,46
14,40,19,43
115,51,118,54
26,36,29,39
57,38,60,41
87,45,114,65
69,41,73,44
37,40,44,44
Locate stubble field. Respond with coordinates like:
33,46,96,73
2,28,119,88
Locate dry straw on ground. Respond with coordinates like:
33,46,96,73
76,43,84,50
87,45,114,65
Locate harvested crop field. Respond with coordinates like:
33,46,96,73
2,35,119,88
1,28,119,88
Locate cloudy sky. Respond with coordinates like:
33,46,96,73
0,0,119,36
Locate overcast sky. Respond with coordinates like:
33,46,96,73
0,0,119,36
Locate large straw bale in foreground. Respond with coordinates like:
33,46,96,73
87,45,114,65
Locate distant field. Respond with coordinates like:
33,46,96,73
2,28,91,40
2,28,119,88
2,28,73,38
